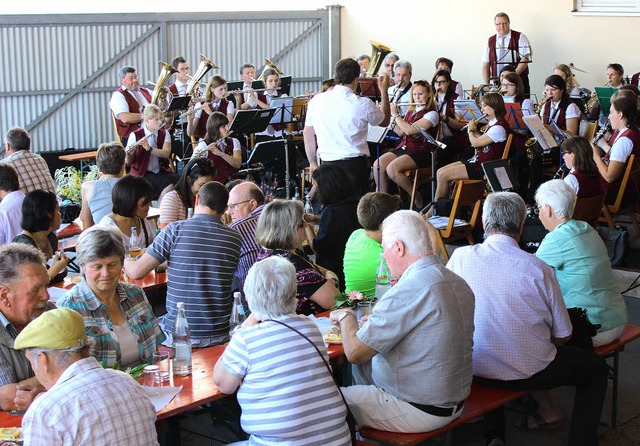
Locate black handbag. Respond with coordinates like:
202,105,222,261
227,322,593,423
596,225,628,266
566,307,601,350
59,203,81,224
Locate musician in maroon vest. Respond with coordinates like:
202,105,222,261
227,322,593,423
126,105,177,199
435,57,464,99
246,68,286,142
592,90,640,199
167,56,191,98
561,137,604,198
234,63,256,111
110,66,152,144
186,75,235,140
432,70,468,164
428,93,509,217
482,12,532,95
193,112,242,185
373,80,439,209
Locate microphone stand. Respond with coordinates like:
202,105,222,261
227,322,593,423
412,124,447,215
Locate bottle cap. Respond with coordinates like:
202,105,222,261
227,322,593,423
177,302,185,308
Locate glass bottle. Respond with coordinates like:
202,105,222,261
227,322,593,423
229,292,247,336
172,302,192,376
375,253,392,299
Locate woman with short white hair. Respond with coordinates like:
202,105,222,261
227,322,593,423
535,180,627,346
213,256,351,446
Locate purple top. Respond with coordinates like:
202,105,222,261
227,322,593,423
256,249,328,315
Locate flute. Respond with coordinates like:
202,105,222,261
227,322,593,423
125,123,166,153
461,114,488,131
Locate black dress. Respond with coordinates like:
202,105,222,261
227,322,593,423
12,232,67,284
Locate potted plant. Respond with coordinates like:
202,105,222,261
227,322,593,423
54,166,99,223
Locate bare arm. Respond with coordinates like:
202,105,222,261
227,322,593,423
329,310,377,364
308,279,339,311
80,181,95,229
153,139,172,159
377,73,391,127
213,358,243,395
515,54,530,76
0,377,44,411
124,252,160,280
117,112,143,124
303,125,318,178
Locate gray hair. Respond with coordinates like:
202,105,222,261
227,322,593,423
384,52,399,63
535,179,576,220
28,343,92,369
118,65,136,79
355,54,371,62
483,192,527,238
393,60,412,74
255,199,303,250
0,243,45,287
5,127,30,152
381,210,432,257
244,257,297,320
76,226,125,272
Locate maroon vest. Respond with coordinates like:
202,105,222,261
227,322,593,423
631,72,640,87
194,100,232,139
129,128,171,177
542,101,568,130
604,128,640,193
115,87,152,138
571,171,604,198
487,31,529,79
167,83,179,96
398,109,438,154
476,119,510,169
205,137,237,183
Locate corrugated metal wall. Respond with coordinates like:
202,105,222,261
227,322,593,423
0,8,340,152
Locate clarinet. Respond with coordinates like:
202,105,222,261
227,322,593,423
553,163,569,180
592,120,612,146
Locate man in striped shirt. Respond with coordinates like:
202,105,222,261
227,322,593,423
125,181,241,347
228,181,265,300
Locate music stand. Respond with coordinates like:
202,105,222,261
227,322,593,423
594,86,617,116
269,97,294,126
482,159,518,192
247,139,296,199
229,109,276,136
251,79,265,90
166,96,191,112
226,81,245,107
357,78,380,98
367,125,389,191
504,103,527,130
279,76,292,96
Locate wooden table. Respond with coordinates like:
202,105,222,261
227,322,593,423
57,270,168,294
58,150,98,177
0,335,344,428
56,207,161,241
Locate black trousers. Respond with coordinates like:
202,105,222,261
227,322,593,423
322,156,371,198
475,345,608,446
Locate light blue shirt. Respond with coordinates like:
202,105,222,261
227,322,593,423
536,219,627,332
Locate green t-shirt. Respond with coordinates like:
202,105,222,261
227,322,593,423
343,229,383,298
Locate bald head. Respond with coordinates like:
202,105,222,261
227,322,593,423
227,182,265,222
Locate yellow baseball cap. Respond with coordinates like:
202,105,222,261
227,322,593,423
14,308,87,350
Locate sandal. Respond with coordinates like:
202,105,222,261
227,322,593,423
515,412,563,431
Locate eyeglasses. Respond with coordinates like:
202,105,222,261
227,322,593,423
434,80,448,85
501,83,515,88
228,200,251,210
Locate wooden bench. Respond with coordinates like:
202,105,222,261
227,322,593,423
359,383,527,446
359,324,640,445
593,324,640,427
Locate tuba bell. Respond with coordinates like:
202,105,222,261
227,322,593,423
365,41,393,78
151,61,178,111
257,58,284,82
186,54,218,97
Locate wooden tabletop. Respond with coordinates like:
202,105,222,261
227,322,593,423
58,150,98,162
56,207,160,241
57,270,168,294
0,328,344,428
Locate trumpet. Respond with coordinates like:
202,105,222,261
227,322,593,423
461,113,488,131
125,123,166,153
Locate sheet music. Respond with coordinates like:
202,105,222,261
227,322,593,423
494,166,514,190
367,125,388,144
522,115,557,151
454,100,486,123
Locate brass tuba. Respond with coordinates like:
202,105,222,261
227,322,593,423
366,41,393,78
257,59,284,82
186,54,218,97
150,61,178,111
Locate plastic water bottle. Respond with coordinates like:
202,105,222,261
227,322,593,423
187,207,194,219
229,292,247,336
304,195,313,214
172,302,192,376
375,254,392,299
129,227,141,258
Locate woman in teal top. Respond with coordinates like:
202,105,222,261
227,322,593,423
535,180,627,347
343,192,400,297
